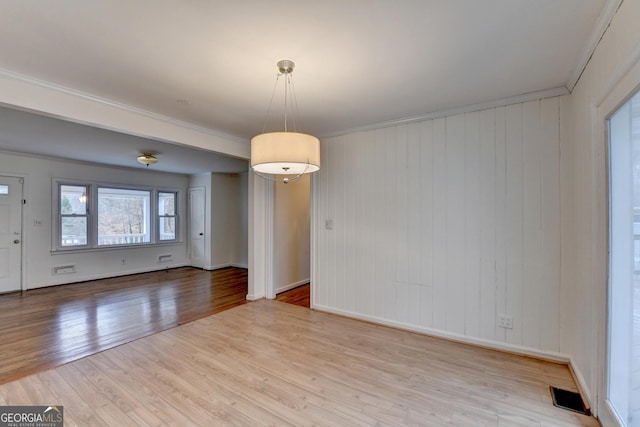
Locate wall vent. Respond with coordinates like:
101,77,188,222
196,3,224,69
549,386,590,415
158,254,172,263
52,265,76,275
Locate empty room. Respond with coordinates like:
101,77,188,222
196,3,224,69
0,1,638,425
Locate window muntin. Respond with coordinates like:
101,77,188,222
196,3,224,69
98,187,151,246
158,192,177,241
60,184,88,247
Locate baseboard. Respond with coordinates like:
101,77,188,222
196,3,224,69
602,398,624,426
203,263,230,271
567,357,595,415
246,293,264,301
275,278,310,295
230,263,248,269
30,262,191,290
203,263,248,271
312,304,572,364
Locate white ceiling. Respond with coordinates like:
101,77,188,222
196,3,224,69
0,0,611,174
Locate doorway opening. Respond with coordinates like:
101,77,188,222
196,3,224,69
272,174,311,308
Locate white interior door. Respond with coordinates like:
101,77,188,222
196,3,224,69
189,187,205,269
0,176,23,293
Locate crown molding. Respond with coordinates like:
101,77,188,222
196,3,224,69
321,86,570,139
565,0,624,92
0,68,250,158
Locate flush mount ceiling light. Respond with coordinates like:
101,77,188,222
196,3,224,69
137,153,158,166
251,60,320,184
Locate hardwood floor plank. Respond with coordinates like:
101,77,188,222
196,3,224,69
115,339,297,426
0,298,598,425
276,283,310,307
36,369,112,427
0,267,248,384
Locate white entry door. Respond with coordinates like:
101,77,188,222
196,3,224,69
189,187,206,269
0,176,23,293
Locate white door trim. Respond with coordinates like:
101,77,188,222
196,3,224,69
594,43,640,425
247,172,272,300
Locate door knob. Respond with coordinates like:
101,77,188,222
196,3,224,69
13,239,20,244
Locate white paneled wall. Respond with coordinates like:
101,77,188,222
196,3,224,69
315,96,567,354
564,0,640,418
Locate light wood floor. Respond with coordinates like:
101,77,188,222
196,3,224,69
0,299,598,426
0,267,248,384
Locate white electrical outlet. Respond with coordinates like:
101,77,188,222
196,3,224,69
498,314,513,329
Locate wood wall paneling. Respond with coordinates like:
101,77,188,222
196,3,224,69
479,107,499,342
419,120,434,328
373,128,388,319
522,100,543,350
432,117,448,331
384,126,398,321
465,111,481,338
316,96,567,354
445,114,466,335
505,103,524,346
541,97,562,353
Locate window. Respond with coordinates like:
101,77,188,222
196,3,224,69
608,89,640,426
98,187,151,246
60,184,88,247
158,192,177,241
55,181,179,251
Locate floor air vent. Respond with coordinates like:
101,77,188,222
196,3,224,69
549,386,590,415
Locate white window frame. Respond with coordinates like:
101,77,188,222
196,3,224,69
157,191,178,242
53,179,180,252
58,183,90,248
97,186,152,247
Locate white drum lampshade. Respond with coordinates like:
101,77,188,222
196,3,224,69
251,131,320,175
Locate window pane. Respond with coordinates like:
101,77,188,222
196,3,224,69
0,185,8,195
609,90,640,426
98,187,150,246
60,185,87,215
158,192,175,215
159,217,176,241
61,217,87,246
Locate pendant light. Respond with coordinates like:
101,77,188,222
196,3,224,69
251,60,320,184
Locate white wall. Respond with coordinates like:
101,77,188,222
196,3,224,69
273,174,310,294
211,173,248,269
565,0,640,421
314,96,569,357
231,173,249,268
0,151,190,289
189,172,248,270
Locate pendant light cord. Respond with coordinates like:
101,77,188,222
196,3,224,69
261,73,282,134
